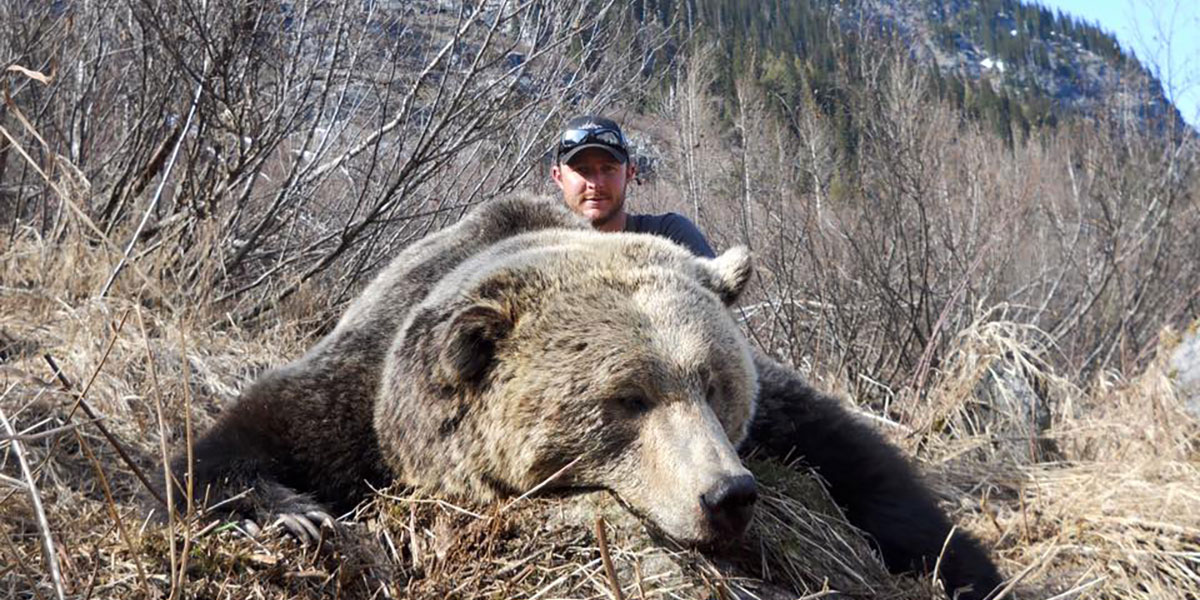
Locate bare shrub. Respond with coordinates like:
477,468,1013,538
2,0,671,326
715,30,1199,405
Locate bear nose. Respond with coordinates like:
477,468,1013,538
700,473,758,537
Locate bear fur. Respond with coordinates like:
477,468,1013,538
166,193,1002,599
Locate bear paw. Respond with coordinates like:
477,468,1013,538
240,510,337,545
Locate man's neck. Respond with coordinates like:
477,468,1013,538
594,211,628,233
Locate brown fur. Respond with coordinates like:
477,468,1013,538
375,228,757,542
168,194,590,518
165,192,1002,599
168,194,756,545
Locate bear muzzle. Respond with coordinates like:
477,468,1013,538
701,473,758,538
631,401,759,545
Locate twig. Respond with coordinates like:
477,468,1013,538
930,524,955,598
1,531,50,600
0,417,105,443
0,121,172,311
794,591,842,599
407,504,419,571
43,352,168,508
371,486,493,520
100,56,206,298
501,456,582,512
1042,576,1107,600
634,559,647,600
169,322,196,600
595,516,625,600
136,305,178,590
75,430,151,598
988,542,1059,600
80,535,107,600
0,405,66,600
0,472,28,489
847,406,912,433
909,250,988,398
197,487,253,515
526,558,604,600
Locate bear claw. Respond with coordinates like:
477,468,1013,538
240,519,262,538
263,511,337,545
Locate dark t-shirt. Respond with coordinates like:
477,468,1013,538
624,212,715,258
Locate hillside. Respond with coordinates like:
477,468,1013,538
657,0,1189,152
2,0,1199,598
891,0,1181,130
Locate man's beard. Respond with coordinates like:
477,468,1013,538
586,194,625,228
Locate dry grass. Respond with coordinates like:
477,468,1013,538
3,0,1197,596
2,223,1198,600
901,312,1200,599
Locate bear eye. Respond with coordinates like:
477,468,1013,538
614,395,651,415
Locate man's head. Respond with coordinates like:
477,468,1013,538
551,115,637,232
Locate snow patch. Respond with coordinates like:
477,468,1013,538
980,57,1006,73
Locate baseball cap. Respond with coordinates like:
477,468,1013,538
556,115,630,165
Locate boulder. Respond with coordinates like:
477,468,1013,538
1170,321,1200,419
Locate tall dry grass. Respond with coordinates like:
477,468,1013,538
2,1,1199,598
4,224,1198,598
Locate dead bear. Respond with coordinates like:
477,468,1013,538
165,193,1002,599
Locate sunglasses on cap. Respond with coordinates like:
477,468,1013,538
556,126,629,162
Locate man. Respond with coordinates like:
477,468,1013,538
551,115,715,258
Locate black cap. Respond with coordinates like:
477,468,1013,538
556,115,630,164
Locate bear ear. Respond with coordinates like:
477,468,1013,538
696,246,753,305
435,302,513,388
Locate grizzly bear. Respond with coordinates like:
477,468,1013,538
166,193,1002,599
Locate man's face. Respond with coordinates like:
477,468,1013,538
552,149,636,230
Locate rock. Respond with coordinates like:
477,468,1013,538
971,356,1059,463
1170,321,1200,419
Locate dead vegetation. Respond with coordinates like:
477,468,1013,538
3,0,1199,598
3,227,1198,599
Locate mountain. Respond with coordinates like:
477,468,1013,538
896,0,1183,130
656,0,1187,143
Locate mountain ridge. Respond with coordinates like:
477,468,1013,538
667,0,1188,141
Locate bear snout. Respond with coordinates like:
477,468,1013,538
700,473,758,537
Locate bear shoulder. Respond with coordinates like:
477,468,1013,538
331,193,586,347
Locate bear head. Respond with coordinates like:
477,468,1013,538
377,229,759,545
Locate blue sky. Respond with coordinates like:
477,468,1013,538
1033,0,1199,128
